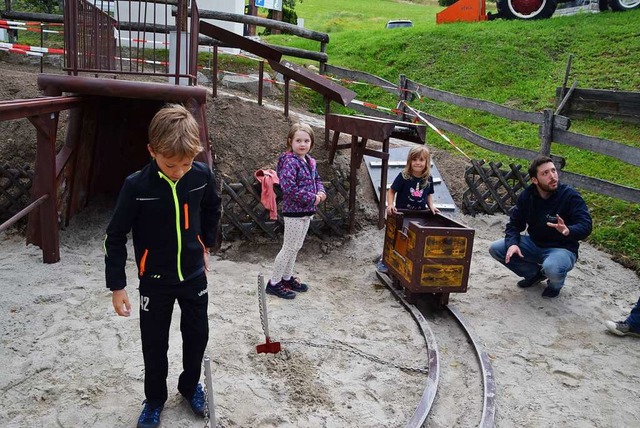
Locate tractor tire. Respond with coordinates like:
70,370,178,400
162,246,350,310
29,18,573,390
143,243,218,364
608,0,640,11
496,0,558,19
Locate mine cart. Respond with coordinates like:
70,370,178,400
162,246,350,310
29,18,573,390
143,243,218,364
382,210,475,305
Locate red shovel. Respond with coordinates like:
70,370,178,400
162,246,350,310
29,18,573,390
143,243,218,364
256,274,281,354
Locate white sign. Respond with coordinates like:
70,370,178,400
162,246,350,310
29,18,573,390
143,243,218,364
255,0,282,11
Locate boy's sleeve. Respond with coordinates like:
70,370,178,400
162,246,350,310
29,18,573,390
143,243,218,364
104,179,137,290
200,168,222,248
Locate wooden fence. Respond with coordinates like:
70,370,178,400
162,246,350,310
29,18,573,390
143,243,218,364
0,163,33,224
555,86,640,124
324,64,640,210
220,175,349,241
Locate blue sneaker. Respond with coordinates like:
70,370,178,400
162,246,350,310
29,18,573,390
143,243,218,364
137,401,163,428
376,258,389,274
186,383,207,417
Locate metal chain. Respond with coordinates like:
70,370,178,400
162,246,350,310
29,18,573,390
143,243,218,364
258,276,267,337
281,338,429,374
203,379,210,428
202,359,210,428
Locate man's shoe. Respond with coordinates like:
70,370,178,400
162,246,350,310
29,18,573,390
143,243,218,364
266,281,296,299
517,270,546,288
185,383,207,417
605,320,640,337
281,276,309,292
137,401,163,428
541,286,561,298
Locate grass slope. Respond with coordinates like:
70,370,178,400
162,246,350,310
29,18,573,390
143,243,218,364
268,1,640,272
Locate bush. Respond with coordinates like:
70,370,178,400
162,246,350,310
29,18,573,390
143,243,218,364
262,7,298,35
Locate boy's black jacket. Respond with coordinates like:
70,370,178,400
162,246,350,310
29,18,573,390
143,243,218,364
104,161,221,290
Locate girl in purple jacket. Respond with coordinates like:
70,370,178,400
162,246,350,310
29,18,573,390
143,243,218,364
266,123,327,299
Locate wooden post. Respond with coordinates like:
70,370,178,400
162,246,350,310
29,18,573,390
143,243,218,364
258,60,264,106
27,112,61,263
284,76,290,117
247,3,257,36
212,45,218,98
5,0,18,43
319,42,327,74
379,137,390,229
539,108,554,157
560,54,573,101
271,10,282,35
324,96,330,148
348,135,358,233
397,74,408,122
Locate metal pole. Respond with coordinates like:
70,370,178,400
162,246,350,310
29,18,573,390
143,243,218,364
203,356,216,426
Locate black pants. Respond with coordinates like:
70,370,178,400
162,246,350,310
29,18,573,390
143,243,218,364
139,273,208,407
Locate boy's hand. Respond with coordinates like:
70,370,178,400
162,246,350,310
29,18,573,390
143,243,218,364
112,289,132,317
386,205,397,216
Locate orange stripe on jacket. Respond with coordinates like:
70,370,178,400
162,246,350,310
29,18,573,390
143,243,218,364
139,249,149,276
184,203,189,229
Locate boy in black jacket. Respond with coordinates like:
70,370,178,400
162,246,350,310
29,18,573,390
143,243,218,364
489,155,592,299
104,104,221,427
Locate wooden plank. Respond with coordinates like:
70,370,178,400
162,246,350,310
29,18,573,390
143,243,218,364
560,171,640,204
325,64,398,95
406,79,543,124
326,114,396,142
417,110,551,162
553,129,640,167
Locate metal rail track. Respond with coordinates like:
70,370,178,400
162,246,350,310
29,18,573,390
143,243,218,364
376,272,496,428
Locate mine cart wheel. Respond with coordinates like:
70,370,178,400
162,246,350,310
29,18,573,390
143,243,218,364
608,0,640,11
496,0,558,19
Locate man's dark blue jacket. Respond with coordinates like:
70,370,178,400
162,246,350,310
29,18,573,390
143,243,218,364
104,161,221,290
505,183,592,257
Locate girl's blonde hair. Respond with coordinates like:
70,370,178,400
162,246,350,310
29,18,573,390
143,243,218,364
401,145,432,186
148,104,203,159
286,123,315,151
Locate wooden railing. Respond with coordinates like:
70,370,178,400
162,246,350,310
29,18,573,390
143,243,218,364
0,96,84,262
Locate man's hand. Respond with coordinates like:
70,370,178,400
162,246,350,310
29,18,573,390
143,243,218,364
505,244,523,264
547,214,570,236
112,289,131,317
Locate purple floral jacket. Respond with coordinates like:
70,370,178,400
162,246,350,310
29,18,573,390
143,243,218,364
277,151,325,217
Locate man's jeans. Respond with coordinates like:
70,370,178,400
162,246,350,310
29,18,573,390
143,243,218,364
489,235,577,291
626,297,640,331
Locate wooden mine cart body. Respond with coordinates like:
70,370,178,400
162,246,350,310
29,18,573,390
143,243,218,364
382,210,475,304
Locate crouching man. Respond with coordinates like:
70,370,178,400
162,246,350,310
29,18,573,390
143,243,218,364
489,156,592,298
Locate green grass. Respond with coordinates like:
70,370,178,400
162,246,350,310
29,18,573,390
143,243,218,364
265,1,640,272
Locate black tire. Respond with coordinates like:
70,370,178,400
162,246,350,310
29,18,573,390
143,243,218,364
599,0,610,10
608,0,640,11
496,0,558,19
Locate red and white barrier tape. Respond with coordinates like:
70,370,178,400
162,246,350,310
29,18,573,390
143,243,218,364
115,56,168,66
118,37,170,46
0,46,42,56
0,42,63,54
0,20,63,34
401,100,471,160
